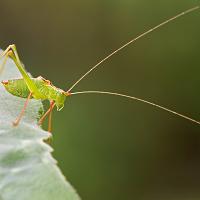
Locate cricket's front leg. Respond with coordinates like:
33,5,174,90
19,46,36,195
48,100,55,132
0,46,10,74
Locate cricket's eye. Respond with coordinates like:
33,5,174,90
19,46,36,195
1,80,8,85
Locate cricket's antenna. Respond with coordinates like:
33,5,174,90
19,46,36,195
71,90,200,125
67,6,199,92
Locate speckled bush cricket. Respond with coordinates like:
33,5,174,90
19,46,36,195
0,6,199,132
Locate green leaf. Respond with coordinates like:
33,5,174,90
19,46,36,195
0,53,80,200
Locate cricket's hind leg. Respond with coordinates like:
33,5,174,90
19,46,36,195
0,49,10,74
1,44,20,62
0,45,18,74
0,44,38,94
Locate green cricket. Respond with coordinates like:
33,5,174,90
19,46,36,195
0,6,199,132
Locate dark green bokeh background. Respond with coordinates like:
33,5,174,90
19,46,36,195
1,1,200,199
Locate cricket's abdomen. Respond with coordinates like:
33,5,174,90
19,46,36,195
2,79,32,98
1,76,68,111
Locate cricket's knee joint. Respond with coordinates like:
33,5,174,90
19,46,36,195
9,44,16,49
1,44,16,58
6,44,16,55
7,50,13,56
12,121,19,127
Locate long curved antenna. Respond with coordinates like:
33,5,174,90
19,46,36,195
67,6,199,92
71,90,200,125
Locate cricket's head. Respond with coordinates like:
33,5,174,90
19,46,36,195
55,91,71,111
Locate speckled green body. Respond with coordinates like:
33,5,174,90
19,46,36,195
2,76,67,111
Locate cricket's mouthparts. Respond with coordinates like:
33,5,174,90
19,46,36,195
64,91,71,96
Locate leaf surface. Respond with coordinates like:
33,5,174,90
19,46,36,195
0,53,80,200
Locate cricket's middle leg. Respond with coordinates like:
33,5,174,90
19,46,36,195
13,92,32,126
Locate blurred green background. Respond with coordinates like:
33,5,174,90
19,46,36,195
1,1,200,199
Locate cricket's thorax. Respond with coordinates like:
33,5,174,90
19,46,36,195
2,76,68,111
